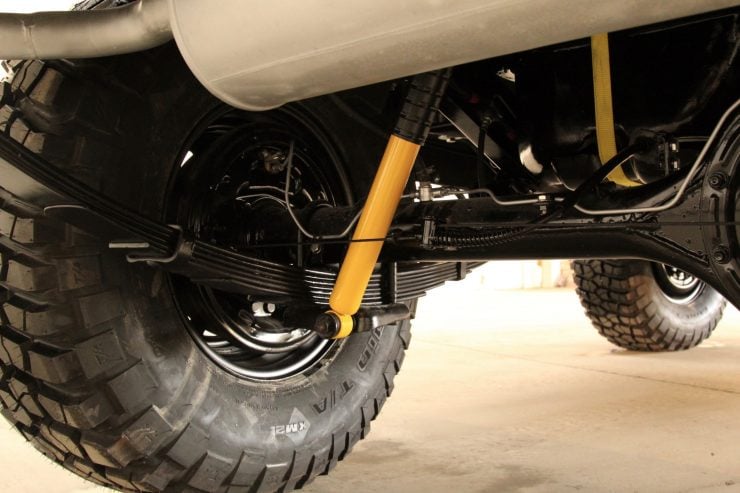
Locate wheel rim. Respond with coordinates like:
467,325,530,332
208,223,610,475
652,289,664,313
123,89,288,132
652,263,704,304
165,105,351,380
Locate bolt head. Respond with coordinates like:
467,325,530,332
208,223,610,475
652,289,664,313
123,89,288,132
260,148,288,174
712,246,731,264
313,313,340,339
708,172,728,190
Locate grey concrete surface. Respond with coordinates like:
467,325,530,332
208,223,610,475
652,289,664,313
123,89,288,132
3,284,740,493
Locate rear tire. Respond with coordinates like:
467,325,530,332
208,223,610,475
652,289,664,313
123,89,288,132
0,48,412,492
572,259,725,351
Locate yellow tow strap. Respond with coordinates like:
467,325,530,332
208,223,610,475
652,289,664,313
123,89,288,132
590,33,640,187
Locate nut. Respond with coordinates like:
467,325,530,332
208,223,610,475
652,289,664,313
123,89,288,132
712,246,731,264
708,172,728,190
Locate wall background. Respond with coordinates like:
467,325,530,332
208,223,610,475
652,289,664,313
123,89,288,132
466,260,574,290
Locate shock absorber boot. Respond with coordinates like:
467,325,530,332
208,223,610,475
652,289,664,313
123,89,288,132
394,68,453,144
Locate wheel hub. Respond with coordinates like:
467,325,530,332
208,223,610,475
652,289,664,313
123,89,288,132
166,107,351,380
701,110,740,305
652,263,703,304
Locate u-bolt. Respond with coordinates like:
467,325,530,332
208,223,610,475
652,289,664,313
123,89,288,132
315,69,452,338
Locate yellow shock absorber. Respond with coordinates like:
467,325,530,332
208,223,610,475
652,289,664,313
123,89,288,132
322,69,451,339
326,135,420,338
591,33,641,187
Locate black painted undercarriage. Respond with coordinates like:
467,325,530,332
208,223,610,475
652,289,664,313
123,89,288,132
1,8,739,320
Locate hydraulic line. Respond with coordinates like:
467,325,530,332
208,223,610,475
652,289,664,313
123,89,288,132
428,145,642,249
430,228,522,248
591,33,641,187
322,69,451,338
575,98,740,216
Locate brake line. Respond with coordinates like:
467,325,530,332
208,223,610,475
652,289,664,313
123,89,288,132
575,98,740,216
283,140,363,240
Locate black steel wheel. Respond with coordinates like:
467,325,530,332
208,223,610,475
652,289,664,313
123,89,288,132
652,263,704,304
0,44,414,493
166,106,354,381
572,259,726,351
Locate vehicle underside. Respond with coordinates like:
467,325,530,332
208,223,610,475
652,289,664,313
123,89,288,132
0,1,738,492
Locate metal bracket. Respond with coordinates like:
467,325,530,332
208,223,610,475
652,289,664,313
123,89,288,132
354,304,411,333
125,225,193,265
312,303,411,338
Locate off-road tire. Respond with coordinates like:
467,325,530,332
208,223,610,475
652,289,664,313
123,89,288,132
572,259,725,351
0,46,412,493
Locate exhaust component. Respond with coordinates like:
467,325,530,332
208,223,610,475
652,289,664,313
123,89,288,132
0,0,171,60
168,0,737,110
0,1,735,109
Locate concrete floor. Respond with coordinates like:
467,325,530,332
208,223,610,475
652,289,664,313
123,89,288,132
3,284,740,493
